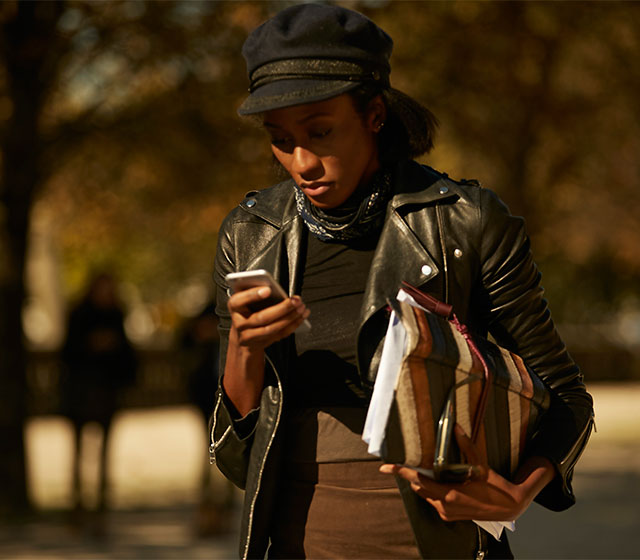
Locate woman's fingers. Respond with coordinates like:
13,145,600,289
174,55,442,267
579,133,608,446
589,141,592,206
380,461,522,521
228,287,303,323
252,301,309,338
379,464,447,499
227,286,274,314
454,424,488,481
228,289,310,346
238,305,308,342
245,296,308,331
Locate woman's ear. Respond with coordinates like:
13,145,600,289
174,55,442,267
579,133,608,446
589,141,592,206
366,95,387,132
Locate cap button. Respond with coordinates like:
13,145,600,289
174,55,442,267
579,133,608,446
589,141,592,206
421,264,433,276
245,199,256,208
454,248,463,258
439,186,449,195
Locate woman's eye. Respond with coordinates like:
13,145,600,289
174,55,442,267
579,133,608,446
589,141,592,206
310,128,331,139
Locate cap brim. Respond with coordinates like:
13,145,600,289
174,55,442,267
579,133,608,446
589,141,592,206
237,78,361,115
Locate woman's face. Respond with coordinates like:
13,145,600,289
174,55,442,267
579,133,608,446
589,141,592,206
263,94,384,209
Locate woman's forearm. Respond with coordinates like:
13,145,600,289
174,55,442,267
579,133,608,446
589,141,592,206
222,329,266,417
511,455,556,513
221,288,309,417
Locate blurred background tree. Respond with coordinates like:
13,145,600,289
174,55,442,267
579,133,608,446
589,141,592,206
0,0,638,513
0,0,273,516
377,1,640,323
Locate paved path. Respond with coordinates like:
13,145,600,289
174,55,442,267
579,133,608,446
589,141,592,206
510,382,640,559
1,382,638,559
0,508,239,559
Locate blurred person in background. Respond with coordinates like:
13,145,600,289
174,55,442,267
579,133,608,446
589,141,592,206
210,4,594,559
60,272,137,532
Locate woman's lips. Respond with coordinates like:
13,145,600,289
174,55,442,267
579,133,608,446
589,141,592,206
300,182,332,196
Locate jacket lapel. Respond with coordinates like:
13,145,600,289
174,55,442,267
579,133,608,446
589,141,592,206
360,163,457,326
361,210,439,324
243,185,305,298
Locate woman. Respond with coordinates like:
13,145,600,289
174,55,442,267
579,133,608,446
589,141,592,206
210,4,594,559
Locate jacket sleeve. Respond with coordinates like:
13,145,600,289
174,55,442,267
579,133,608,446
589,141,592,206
476,188,594,511
209,211,261,489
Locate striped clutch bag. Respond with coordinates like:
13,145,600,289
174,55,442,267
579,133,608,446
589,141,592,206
383,283,550,482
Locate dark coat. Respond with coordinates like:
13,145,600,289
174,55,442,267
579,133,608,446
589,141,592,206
210,160,594,559
61,299,136,424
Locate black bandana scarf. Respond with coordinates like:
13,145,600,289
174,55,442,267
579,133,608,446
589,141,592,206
293,168,393,242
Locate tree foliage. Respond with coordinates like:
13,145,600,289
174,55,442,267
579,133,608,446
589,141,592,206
370,1,640,321
0,0,276,514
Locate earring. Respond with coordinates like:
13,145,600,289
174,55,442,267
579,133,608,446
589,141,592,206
376,122,385,132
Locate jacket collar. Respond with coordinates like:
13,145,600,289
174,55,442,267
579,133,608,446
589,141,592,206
239,178,297,229
239,160,459,226
239,160,459,309
390,159,459,207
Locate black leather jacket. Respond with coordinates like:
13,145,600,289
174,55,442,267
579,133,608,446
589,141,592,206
210,161,594,559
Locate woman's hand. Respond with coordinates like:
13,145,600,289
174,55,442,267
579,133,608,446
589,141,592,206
380,424,555,522
228,286,310,351
223,286,310,416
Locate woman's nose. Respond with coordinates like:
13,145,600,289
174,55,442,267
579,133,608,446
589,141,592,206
291,146,321,178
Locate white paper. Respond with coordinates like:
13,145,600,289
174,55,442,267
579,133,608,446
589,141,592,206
363,289,516,541
476,520,515,541
362,308,406,456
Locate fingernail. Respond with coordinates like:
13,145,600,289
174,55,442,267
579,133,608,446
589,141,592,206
379,464,393,474
257,287,270,297
291,295,302,306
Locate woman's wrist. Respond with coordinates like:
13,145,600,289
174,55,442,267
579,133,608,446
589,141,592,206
228,328,265,363
511,456,556,517
223,330,266,416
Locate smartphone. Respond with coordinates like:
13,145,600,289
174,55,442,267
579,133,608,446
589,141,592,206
225,269,311,332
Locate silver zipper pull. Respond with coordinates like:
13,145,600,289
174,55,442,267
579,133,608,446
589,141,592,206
209,443,216,465
476,551,486,560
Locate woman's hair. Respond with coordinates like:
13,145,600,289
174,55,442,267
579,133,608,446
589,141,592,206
349,84,439,164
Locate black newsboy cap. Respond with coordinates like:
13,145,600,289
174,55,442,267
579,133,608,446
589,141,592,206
237,3,393,115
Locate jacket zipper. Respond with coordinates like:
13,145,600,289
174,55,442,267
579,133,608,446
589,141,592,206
209,389,231,465
475,525,486,560
559,412,595,480
242,353,283,560
435,203,449,304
